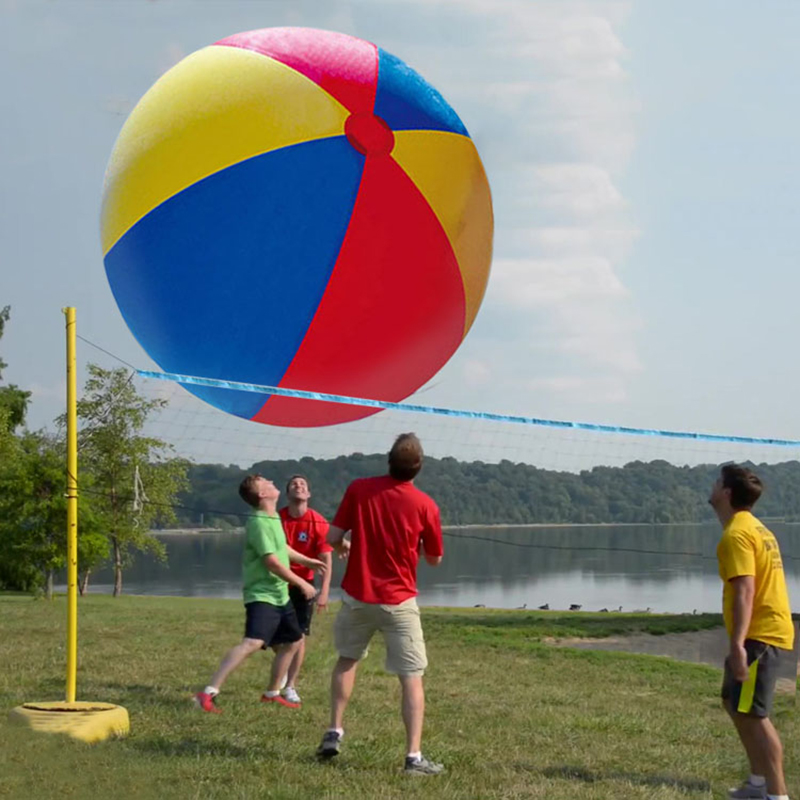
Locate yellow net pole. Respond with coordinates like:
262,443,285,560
10,320,130,736
63,307,78,703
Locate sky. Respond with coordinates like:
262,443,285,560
2,0,800,467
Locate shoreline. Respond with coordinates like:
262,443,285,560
157,522,705,534
150,517,800,536
154,519,798,535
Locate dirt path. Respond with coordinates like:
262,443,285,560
547,626,798,695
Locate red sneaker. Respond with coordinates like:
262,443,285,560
260,693,300,709
194,691,222,713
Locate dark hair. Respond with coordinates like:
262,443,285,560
720,464,763,510
286,474,310,494
239,474,262,508
388,433,423,481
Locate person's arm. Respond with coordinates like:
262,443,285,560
718,530,756,681
420,505,444,567
315,522,334,610
328,486,354,559
286,546,327,574
255,519,317,599
262,554,316,599
317,552,333,610
728,575,755,681
327,525,351,559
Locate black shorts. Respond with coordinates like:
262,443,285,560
244,601,302,649
289,585,315,636
721,639,782,718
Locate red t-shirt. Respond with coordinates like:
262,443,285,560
333,475,444,605
279,507,332,582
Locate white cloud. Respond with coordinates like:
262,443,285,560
501,14,627,75
524,226,639,262
461,359,492,386
529,163,626,216
527,375,629,404
489,256,627,307
443,1,641,410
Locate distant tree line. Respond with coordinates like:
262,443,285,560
175,453,800,529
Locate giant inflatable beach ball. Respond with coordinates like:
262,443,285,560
101,27,493,427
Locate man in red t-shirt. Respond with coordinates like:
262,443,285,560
315,433,445,776
278,475,333,705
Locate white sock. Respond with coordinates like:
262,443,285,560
407,751,422,761
749,775,766,787
264,689,280,698
767,795,788,800
328,727,344,736
203,685,219,697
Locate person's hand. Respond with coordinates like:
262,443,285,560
729,642,750,682
299,580,317,601
335,539,351,560
308,558,327,575
317,591,329,612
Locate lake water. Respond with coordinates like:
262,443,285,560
79,523,800,614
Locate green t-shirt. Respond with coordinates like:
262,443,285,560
242,512,290,606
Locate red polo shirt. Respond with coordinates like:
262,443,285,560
279,507,332,582
333,475,444,605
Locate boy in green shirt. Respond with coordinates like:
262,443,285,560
195,474,326,713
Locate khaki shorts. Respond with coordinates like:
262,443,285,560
334,593,428,676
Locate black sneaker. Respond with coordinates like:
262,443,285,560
404,755,444,776
316,730,342,759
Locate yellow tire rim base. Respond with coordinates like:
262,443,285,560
9,701,130,743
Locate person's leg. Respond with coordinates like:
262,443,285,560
318,599,373,755
195,604,277,711
208,637,265,691
286,636,306,688
196,636,265,710
282,587,312,696
261,602,305,705
266,641,301,693
724,699,766,778
726,705,786,797
382,598,441,771
399,675,425,755
722,644,785,797
329,656,359,729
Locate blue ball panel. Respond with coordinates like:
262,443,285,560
374,48,468,136
105,137,365,419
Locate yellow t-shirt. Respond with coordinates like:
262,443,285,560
717,510,794,650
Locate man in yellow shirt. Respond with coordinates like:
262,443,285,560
711,464,794,800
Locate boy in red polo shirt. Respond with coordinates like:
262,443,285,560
315,433,445,776
278,475,333,705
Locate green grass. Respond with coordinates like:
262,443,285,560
0,595,796,799
423,606,726,642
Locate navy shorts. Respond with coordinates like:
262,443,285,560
721,639,782,718
244,601,302,649
289,585,315,636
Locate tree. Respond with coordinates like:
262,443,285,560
0,433,68,597
0,306,31,431
75,365,189,596
75,493,110,596
0,306,56,596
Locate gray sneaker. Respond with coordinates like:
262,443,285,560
316,730,342,759
728,780,767,799
404,755,444,776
